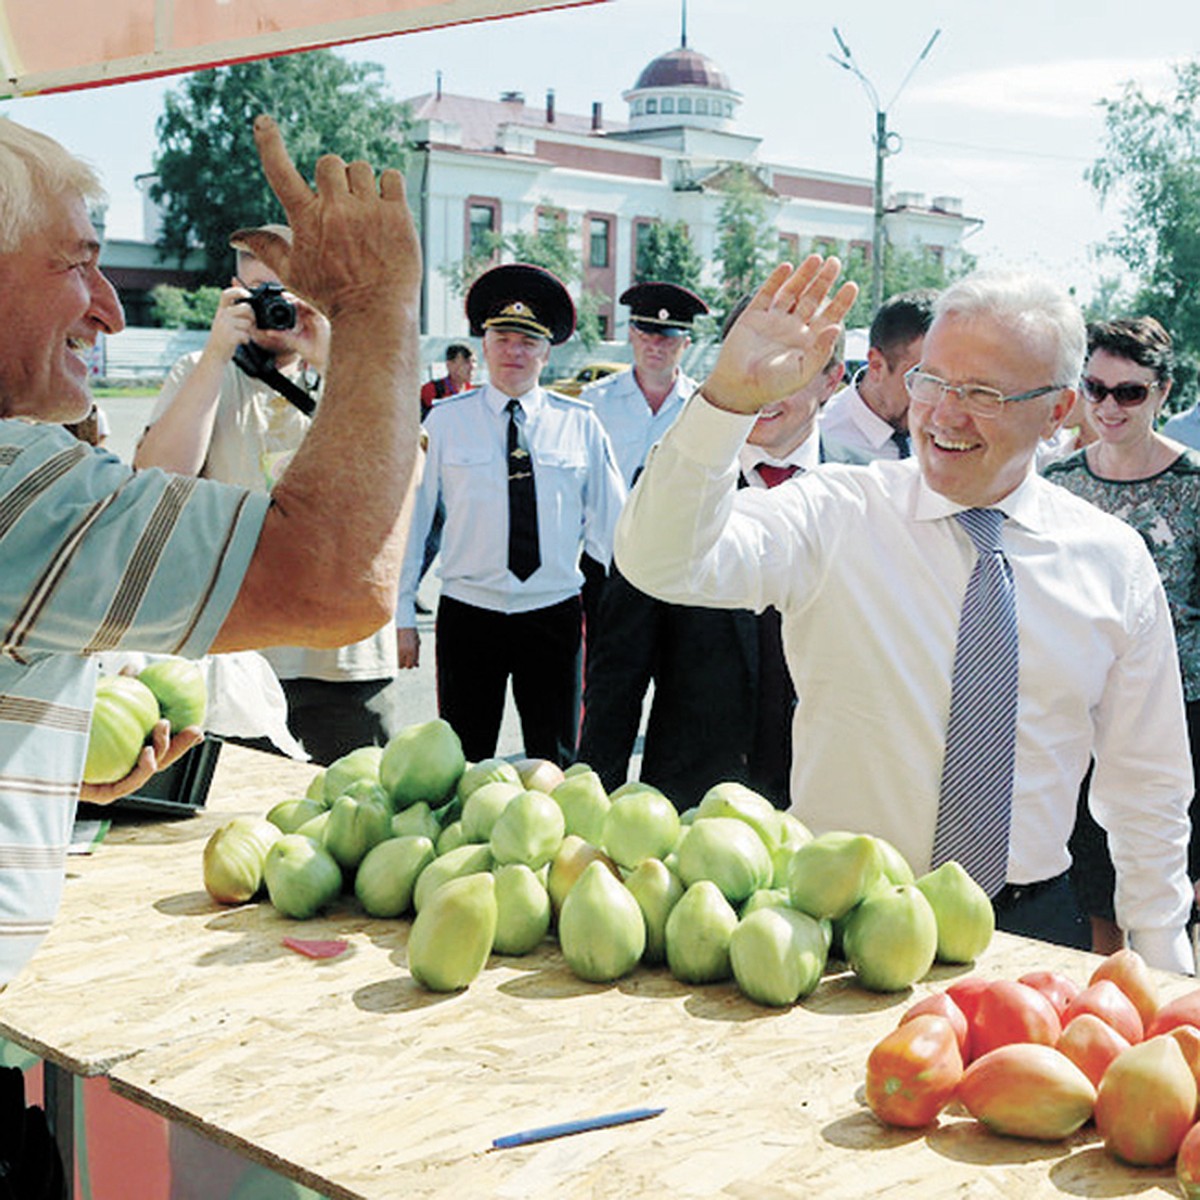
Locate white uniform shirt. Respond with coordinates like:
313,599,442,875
397,383,626,626
819,376,906,461
615,395,1194,972
584,366,697,486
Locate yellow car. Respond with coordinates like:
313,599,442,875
546,361,628,396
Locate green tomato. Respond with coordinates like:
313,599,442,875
263,835,343,919
83,674,161,784
137,658,207,732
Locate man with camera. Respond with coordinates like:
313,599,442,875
135,223,404,764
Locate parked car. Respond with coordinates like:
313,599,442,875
546,361,628,396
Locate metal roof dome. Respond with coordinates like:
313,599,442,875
633,47,731,92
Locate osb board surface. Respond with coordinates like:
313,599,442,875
0,745,321,1073
107,934,1192,1200
0,745,1194,1198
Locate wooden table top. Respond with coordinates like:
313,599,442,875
1,744,1194,1199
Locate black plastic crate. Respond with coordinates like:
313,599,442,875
100,735,223,817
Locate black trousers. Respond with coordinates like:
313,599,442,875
435,594,582,767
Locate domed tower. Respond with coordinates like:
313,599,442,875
622,36,741,134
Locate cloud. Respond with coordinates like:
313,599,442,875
909,58,1179,119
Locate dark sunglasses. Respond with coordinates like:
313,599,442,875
1080,377,1158,407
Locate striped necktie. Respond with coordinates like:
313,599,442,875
506,399,540,581
930,508,1019,897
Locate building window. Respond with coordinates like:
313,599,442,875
811,236,838,257
778,234,800,265
696,97,709,115
725,101,734,116
633,99,644,115
678,97,692,114
467,199,499,259
589,218,611,268
597,314,610,339
634,219,657,276
646,98,658,114
661,97,675,114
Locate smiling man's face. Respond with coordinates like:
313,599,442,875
0,191,125,421
909,312,1072,508
748,360,843,458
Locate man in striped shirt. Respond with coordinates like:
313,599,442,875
0,114,422,983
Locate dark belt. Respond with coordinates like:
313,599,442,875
991,870,1069,911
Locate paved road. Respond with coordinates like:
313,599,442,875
98,395,557,765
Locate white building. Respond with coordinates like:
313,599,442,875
404,39,980,342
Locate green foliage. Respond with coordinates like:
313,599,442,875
634,220,704,292
1087,59,1200,405
575,290,610,351
839,244,976,329
443,206,581,299
150,284,222,330
151,50,410,279
713,165,779,325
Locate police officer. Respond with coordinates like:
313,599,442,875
578,281,759,805
396,263,626,766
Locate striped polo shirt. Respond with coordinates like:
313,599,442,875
0,419,269,983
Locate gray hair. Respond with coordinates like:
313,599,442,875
0,117,105,252
934,271,1086,387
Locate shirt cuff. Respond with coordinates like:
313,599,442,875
665,391,758,474
395,596,417,629
1128,926,1195,976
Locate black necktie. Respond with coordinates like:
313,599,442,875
891,429,911,459
506,399,540,581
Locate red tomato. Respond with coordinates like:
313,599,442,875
1017,969,1081,1021
1057,1012,1131,1088
971,979,1062,1058
1090,947,1159,1030
945,976,990,1026
900,992,971,1062
1062,980,1143,1045
865,1013,964,1128
1176,1115,1200,1198
1166,1025,1200,1097
1147,988,1200,1039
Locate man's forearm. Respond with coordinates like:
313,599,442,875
133,352,226,475
213,300,421,652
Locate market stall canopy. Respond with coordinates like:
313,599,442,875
0,0,606,98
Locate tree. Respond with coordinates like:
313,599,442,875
1087,60,1200,404
150,284,221,330
712,164,779,326
151,50,410,279
634,220,704,292
840,244,976,329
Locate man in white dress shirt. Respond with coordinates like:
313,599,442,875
821,288,936,461
395,263,625,766
616,258,1194,973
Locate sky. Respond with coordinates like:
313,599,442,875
2,0,1197,304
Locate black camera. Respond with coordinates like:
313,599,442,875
242,281,296,331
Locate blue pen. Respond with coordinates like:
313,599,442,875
491,1105,665,1150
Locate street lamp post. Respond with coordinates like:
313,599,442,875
830,27,941,315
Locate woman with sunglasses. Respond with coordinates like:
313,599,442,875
1044,315,1200,954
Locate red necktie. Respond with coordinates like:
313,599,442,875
757,463,799,489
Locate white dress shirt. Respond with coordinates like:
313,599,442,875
397,383,627,626
615,395,1194,972
739,434,821,484
820,376,905,461
583,366,697,486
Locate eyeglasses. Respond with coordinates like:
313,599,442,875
1079,377,1157,407
904,368,1067,420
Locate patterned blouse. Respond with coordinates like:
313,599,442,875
1044,448,1200,700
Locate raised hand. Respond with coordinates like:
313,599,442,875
703,257,858,414
234,115,422,324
